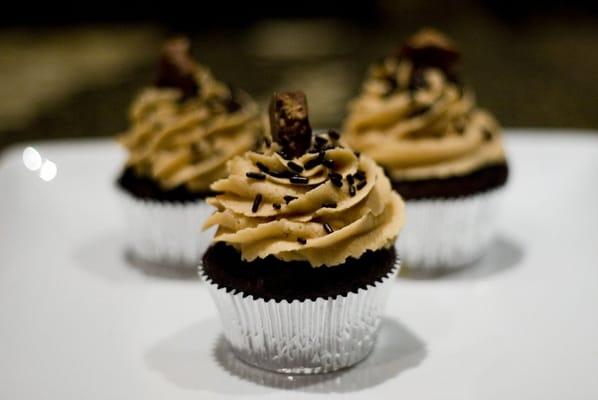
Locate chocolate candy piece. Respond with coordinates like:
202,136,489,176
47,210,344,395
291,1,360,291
155,37,199,99
269,92,313,158
399,28,460,77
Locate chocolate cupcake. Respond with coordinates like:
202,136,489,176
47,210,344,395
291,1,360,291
343,29,508,271
116,37,262,267
200,91,405,373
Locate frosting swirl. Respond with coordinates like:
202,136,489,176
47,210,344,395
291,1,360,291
204,131,405,267
343,29,506,182
118,38,261,192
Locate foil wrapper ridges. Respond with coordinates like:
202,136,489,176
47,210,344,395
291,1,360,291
117,188,215,267
397,187,505,271
199,260,399,374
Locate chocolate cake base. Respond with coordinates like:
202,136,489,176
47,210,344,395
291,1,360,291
117,167,213,202
202,242,397,302
391,163,508,200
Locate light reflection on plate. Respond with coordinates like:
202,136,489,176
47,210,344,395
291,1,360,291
22,146,58,182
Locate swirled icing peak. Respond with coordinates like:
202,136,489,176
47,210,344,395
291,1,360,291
204,91,405,267
343,28,506,181
118,37,261,192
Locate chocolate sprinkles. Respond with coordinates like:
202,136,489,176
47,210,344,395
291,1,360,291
354,170,366,181
252,194,263,212
328,171,343,187
273,203,281,210
329,172,342,181
349,184,356,197
297,237,307,245
323,223,334,234
256,162,270,173
277,150,290,160
269,169,292,179
322,201,337,209
287,161,304,173
330,176,343,187
304,152,324,170
284,195,297,204
322,158,335,169
328,129,340,140
356,180,367,190
346,174,355,185
246,172,266,180
315,135,328,147
290,175,309,185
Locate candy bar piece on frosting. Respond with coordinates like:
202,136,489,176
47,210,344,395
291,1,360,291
269,91,313,158
155,36,199,98
399,28,460,75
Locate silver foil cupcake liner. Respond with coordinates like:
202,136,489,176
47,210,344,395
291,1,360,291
199,258,399,374
116,187,215,268
397,186,505,271
212,316,424,391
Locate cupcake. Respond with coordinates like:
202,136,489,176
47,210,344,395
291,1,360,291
343,29,508,271
201,91,405,374
117,37,261,267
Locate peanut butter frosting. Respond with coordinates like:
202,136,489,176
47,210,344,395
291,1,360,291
343,29,506,182
204,130,405,267
118,37,261,192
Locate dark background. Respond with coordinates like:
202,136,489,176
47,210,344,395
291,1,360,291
1,0,597,150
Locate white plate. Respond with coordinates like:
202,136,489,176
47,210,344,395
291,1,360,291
1,129,597,399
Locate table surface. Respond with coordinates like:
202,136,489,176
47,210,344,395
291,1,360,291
1,129,597,399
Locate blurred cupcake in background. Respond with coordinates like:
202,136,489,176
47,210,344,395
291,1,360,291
117,37,262,267
200,91,405,373
343,29,508,271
